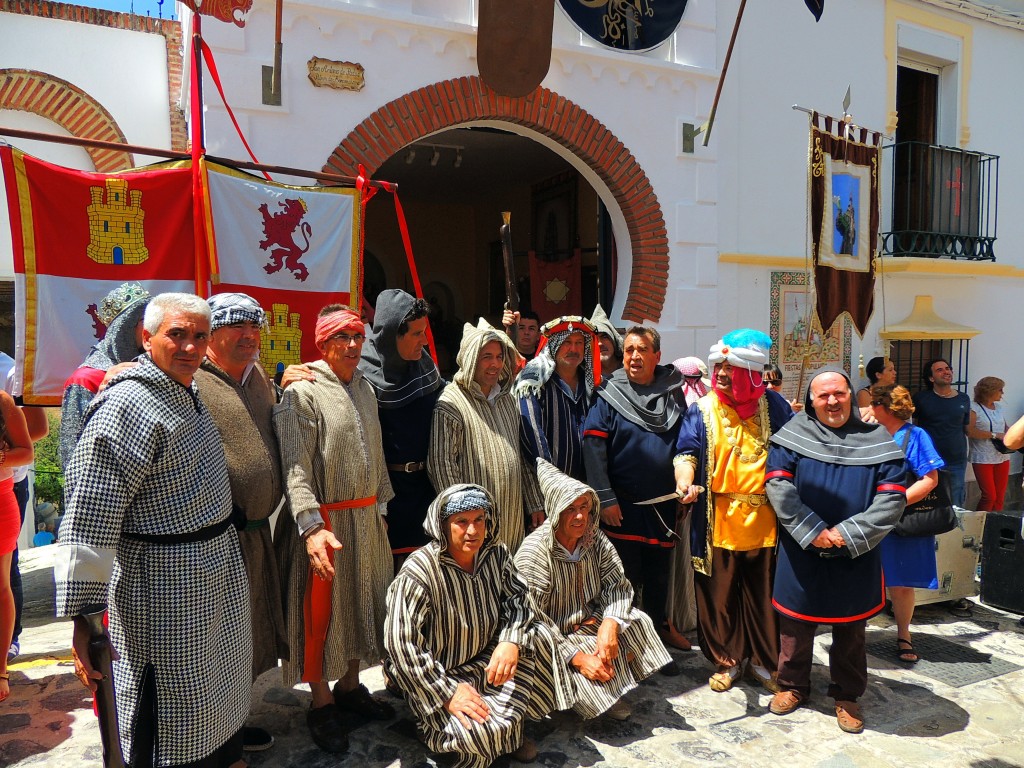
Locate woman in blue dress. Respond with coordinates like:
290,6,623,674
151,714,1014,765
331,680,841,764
869,384,945,664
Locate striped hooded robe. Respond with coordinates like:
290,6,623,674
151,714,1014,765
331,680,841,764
54,356,252,766
273,360,394,685
514,459,671,719
384,484,569,768
428,319,543,552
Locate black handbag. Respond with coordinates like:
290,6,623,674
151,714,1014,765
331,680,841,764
894,428,957,537
979,406,1015,454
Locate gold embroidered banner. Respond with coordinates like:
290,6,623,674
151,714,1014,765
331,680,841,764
809,112,880,337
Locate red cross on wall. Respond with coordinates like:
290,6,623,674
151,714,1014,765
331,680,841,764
946,167,963,217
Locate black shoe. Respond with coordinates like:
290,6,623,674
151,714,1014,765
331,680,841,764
306,704,350,754
333,682,396,720
242,725,274,752
949,598,973,618
659,659,681,677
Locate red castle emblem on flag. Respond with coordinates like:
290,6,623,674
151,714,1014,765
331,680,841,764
259,198,312,282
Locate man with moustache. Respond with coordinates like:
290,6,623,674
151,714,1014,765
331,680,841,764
359,290,444,568
515,316,601,487
274,304,395,754
674,330,793,693
57,292,252,767
194,292,287,753
582,326,686,669
765,370,906,734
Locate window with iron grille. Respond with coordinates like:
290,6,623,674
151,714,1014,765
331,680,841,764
888,338,970,395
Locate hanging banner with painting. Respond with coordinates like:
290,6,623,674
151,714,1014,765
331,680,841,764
808,111,880,337
769,270,852,403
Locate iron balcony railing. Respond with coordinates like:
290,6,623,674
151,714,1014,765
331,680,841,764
881,141,998,260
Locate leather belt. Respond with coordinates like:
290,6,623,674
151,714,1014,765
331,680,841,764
387,461,427,473
723,492,768,507
124,516,232,545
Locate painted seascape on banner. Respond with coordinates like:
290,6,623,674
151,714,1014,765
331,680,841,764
203,163,361,380
0,146,196,404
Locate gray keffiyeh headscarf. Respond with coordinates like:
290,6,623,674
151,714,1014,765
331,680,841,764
207,292,267,331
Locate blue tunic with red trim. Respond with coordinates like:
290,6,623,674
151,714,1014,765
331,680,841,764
582,396,679,549
766,446,907,623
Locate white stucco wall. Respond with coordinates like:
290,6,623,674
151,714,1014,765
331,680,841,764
0,11,176,280
190,0,722,354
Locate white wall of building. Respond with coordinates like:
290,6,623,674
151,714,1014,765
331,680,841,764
0,12,176,280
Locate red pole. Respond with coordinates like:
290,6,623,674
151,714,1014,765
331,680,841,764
190,11,210,295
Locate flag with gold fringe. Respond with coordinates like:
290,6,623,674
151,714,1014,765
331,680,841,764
203,163,361,381
809,111,880,337
0,146,196,404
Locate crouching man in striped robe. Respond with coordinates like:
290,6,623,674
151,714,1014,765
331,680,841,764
385,484,570,767
514,459,671,721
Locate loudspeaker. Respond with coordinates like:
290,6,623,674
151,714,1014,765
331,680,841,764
980,510,1024,614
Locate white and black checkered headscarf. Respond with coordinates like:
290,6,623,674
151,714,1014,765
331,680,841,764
207,292,267,331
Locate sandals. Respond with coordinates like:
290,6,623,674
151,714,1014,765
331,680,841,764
896,638,919,664
709,666,740,692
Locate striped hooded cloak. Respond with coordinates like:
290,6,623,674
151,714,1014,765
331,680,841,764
514,459,671,719
384,484,568,768
428,319,543,551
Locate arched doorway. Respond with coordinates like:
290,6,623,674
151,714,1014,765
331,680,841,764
323,77,669,325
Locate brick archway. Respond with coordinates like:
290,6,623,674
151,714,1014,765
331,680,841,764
323,76,668,323
0,69,134,172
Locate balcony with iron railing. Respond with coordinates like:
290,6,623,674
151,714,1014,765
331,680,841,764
881,142,999,261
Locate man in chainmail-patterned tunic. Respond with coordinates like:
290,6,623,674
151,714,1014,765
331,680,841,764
273,305,395,754
385,484,570,768
55,293,252,768
428,319,543,551
514,459,670,721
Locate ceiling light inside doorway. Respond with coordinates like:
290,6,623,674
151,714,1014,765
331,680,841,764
454,150,463,168
405,149,416,164
430,148,441,167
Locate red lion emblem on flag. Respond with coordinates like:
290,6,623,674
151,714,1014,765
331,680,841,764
259,198,312,282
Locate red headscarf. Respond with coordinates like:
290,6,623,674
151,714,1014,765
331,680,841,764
712,363,765,420
315,309,364,348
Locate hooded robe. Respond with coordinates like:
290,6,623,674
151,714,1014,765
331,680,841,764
428,320,543,551
359,289,444,555
384,484,568,768
514,459,671,719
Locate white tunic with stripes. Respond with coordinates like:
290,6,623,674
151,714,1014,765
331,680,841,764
514,459,671,719
54,357,252,766
384,484,569,768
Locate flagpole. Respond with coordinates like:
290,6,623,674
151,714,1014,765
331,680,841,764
0,127,392,189
698,0,747,147
190,7,210,295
